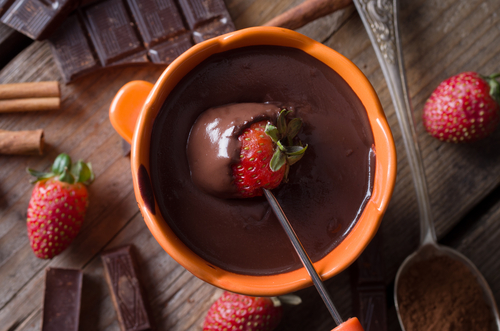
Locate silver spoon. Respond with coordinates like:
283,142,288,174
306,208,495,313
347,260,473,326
352,0,500,329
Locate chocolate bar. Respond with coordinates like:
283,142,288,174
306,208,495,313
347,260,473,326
350,233,387,331
101,245,152,331
42,268,83,331
47,0,234,83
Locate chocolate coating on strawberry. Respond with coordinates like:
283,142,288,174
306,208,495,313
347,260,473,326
187,103,281,198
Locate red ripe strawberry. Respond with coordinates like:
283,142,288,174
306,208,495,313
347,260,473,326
26,153,94,259
423,71,500,143
232,109,307,197
203,291,283,331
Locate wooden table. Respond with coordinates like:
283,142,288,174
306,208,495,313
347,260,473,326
1,0,499,330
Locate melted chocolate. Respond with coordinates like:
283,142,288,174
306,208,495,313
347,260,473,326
150,46,375,276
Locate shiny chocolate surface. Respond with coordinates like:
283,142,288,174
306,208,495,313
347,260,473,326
150,46,375,275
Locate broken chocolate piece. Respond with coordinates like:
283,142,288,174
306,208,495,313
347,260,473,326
42,268,83,331
1,0,78,40
101,245,152,331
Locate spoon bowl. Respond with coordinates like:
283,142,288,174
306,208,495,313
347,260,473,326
394,243,500,330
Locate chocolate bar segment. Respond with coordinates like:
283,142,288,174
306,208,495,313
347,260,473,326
82,0,147,66
192,16,235,43
126,0,186,48
101,245,152,331
1,0,78,40
148,32,193,64
178,0,227,29
48,15,100,82
42,268,83,331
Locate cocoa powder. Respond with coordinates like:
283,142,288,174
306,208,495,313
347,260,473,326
397,254,494,331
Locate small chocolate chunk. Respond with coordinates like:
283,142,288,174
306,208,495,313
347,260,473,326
101,245,152,331
1,0,78,40
42,268,83,331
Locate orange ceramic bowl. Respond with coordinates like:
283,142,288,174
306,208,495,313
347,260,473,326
109,27,396,296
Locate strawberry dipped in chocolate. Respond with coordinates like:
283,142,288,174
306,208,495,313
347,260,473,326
187,103,307,198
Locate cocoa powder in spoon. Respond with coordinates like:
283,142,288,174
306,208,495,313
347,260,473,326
397,254,494,331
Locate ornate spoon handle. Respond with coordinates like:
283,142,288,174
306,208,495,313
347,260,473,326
352,0,436,245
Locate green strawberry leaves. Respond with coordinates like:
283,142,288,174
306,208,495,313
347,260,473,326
27,153,94,185
484,73,500,105
51,153,71,175
71,160,94,184
270,148,287,171
266,109,308,173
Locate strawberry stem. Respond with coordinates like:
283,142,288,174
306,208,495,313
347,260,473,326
264,109,308,174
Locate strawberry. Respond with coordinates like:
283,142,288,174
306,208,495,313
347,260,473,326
423,71,500,143
232,109,307,197
26,153,94,259
203,291,283,331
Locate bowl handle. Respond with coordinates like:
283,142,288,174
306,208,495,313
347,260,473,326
331,318,365,331
109,80,154,143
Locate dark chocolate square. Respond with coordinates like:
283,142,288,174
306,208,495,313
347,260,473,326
178,0,228,29
48,15,100,83
148,32,192,64
42,268,83,331
126,0,186,48
82,0,146,66
101,245,152,331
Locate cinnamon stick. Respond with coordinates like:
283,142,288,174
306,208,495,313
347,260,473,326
264,0,353,31
0,81,60,100
0,129,44,155
0,97,60,112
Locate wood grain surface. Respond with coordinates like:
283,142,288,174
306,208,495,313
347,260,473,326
0,0,499,330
